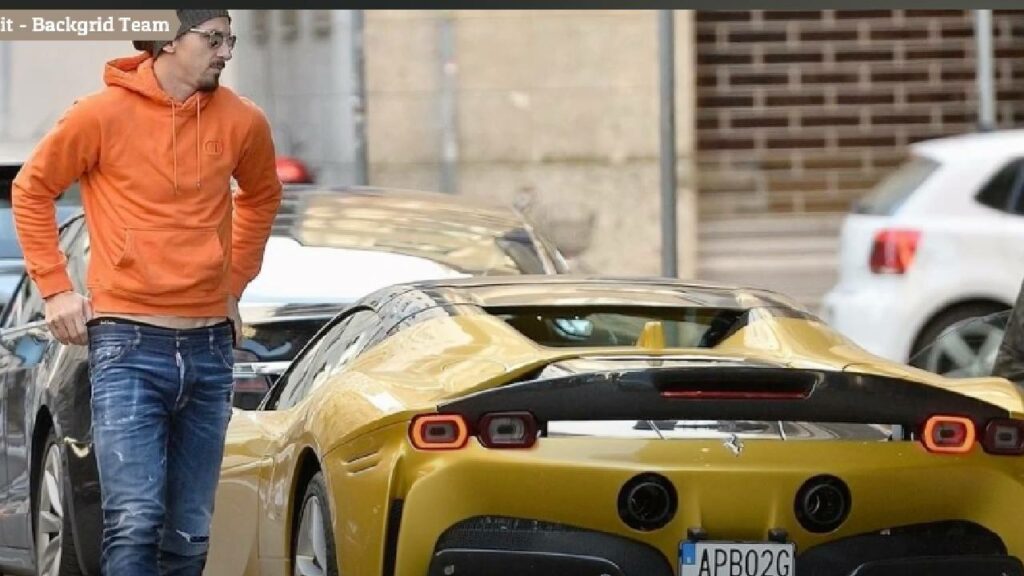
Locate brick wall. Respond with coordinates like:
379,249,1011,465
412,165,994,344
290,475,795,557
696,9,1024,216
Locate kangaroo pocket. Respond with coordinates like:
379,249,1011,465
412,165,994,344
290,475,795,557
111,228,226,298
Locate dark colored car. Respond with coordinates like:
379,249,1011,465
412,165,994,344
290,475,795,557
0,186,566,576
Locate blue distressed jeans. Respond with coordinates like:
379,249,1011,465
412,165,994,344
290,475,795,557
88,319,234,576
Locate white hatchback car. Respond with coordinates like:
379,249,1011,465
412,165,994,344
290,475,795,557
822,129,1024,373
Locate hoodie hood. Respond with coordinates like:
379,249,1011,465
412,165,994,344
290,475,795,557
104,53,170,104
103,53,214,193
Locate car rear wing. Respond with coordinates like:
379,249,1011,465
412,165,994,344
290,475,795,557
438,366,1010,432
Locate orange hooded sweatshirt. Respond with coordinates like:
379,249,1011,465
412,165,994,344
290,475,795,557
12,53,282,317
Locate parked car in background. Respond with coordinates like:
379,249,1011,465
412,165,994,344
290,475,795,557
0,142,82,307
822,129,1024,374
0,185,567,576
230,185,568,406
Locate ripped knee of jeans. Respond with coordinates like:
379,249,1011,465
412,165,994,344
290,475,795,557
160,528,210,557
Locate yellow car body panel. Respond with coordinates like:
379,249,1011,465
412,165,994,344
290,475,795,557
386,440,1024,576
202,280,1024,576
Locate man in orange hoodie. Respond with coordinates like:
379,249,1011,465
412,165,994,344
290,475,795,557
12,9,282,576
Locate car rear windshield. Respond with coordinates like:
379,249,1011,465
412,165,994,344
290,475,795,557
488,306,748,348
853,156,938,216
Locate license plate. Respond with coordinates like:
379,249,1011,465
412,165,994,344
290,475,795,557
679,541,795,576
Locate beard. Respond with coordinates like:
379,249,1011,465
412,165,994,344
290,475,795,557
197,76,220,92
197,69,221,92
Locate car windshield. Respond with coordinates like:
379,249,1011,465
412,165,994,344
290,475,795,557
909,311,1010,378
489,306,749,348
853,156,938,216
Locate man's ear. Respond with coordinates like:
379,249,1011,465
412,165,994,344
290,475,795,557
161,41,177,55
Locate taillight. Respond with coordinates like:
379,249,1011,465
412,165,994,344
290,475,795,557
982,419,1024,455
869,228,920,274
478,412,538,448
408,412,539,450
922,415,975,454
409,414,469,450
661,390,807,400
659,378,810,400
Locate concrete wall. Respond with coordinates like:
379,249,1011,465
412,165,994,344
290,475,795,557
1,41,128,146
363,10,699,277
228,10,361,186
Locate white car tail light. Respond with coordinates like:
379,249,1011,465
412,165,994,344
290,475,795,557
869,228,920,274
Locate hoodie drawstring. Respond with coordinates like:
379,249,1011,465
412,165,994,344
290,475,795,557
196,104,202,191
171,103,179,195
170,100,203,195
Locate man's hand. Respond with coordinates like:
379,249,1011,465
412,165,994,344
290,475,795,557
44,291,93,346
227,294,242,347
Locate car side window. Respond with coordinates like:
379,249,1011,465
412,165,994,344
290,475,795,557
272,309,380,410
304,310,380,389
373,290,436,341
386,304,450,339
269,320,343,411
976,159,1024,214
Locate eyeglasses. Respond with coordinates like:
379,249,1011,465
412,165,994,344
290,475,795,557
187,28,237,50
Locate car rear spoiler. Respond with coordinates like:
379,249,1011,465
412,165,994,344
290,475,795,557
438,366,1010,431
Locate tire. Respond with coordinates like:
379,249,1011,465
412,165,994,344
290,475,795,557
292,472,339,576
909,302,1008,376
34,430,83,576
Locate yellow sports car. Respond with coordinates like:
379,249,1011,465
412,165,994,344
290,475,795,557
205,276,1024,576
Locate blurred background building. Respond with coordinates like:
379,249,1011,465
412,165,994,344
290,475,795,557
1,9,1021,309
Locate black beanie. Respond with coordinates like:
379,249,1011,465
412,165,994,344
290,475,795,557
133,10,231,57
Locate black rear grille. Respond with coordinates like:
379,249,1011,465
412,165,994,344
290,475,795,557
431,516,673,576
798,520,1012,576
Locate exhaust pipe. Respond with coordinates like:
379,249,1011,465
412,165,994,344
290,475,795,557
617,473,677,531
795,475,851,533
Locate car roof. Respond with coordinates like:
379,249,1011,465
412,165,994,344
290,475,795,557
394,275,811,312
62,184,531,245
912,129,1024,163
269,186,542,273
274,185,527,237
